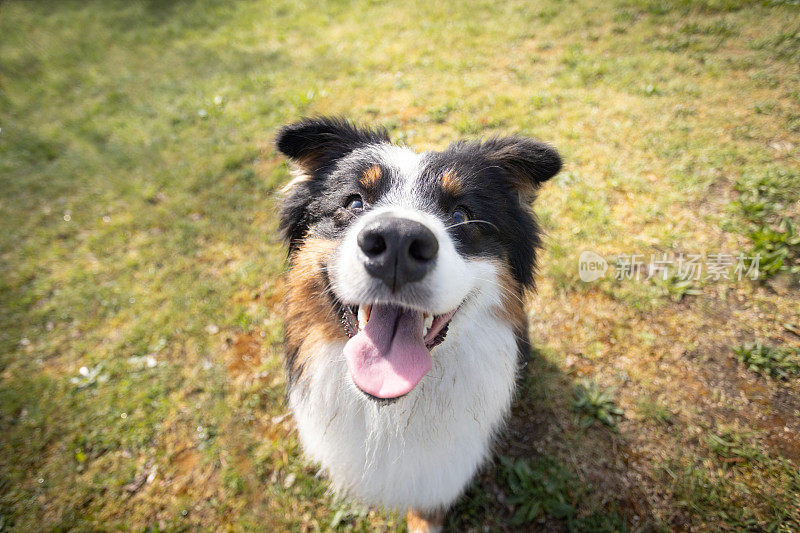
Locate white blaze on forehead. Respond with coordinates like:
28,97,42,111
366,144,425,208
374,143,422,176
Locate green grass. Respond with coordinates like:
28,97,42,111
500,454,629,532
747,219,800,279
449,453,628,532
2,0,800,530
572,380,624,429
733,168,800,280
636,398,675,425
734,342,800,379
653,272,703,302
501,455,580,526
706,428,765,464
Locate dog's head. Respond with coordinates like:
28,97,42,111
276,117,561,400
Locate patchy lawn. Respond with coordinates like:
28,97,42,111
1,0,798,530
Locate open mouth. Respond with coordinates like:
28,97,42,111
339,303,457,400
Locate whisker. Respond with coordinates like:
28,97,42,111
444,219,500,232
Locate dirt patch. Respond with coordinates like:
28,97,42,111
225,333,266,377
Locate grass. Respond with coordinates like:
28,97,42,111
706,428,765,464
733,168,800,280
636,398,675,425
572,380,624,428
501,455,579,526
653,271,703,302
498,454,627,531
748,219,800,278
734,342,800,379
1,0,800,530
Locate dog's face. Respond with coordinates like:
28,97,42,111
276,118,560,401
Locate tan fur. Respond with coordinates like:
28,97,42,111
495,263,527,333
360,164,382,189
406,508,445,532
280,164,312,193
440,169,462,196
284,239,345,377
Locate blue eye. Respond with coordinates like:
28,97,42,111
451,207,469,225
346,196,364,210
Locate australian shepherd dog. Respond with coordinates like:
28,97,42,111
275,117,561,531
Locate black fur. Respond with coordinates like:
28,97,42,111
276,116,389,173
275,117,389,252
472,136,562,191
422,137,560,288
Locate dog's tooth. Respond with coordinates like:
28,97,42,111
423,314,433,337
357,307,368,329
357,305,371,330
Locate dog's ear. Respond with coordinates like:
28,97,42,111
275,116,390,179
275,117,389,253
478,136,562,196
476,137,560,286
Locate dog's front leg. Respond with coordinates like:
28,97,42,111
406,508,445,533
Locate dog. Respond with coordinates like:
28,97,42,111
275,117,561,531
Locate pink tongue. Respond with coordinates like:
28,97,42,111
343,304,432,399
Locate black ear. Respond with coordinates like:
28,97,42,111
479,136,562,193
275,117,389,253
275,116,390,176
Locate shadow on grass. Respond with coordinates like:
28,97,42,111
446,347,656,532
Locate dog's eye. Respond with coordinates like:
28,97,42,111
451,207,469,225
345,195,364,210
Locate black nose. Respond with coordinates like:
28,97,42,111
357,217,439,292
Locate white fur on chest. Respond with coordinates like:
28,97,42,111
288,299,518,511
